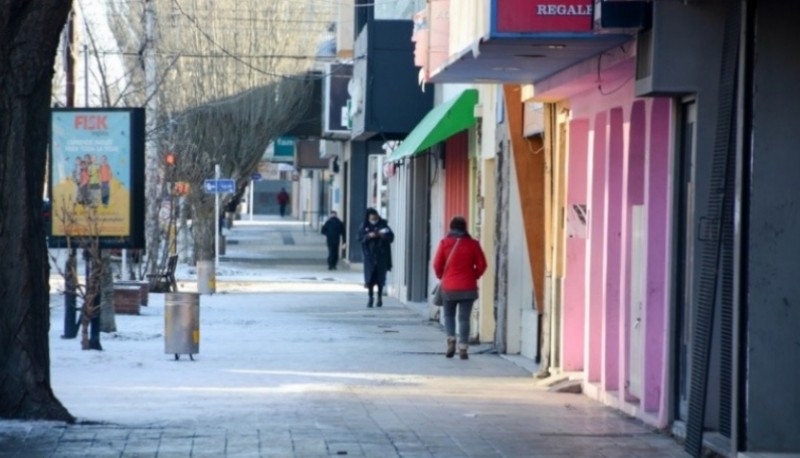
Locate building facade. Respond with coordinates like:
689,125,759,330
387,0,800,456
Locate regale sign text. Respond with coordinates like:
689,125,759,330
494,0,594,34
536,4,592,16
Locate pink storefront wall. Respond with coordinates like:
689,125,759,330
563,119,589,371
645,99,672,417
559,83,673,426
603,106,625,392
622,100,647,403
587,112,608,384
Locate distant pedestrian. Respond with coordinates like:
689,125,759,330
99,155,112,207
358,208,393,308
321,211,345,270
433,216,487,360
277,188,290,217
226,195,240,229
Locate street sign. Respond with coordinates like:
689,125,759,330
251,173,262,181
204,179,236,194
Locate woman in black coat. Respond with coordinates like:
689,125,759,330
358,208,394,308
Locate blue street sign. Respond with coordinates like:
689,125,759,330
251,173,262,181
204,179,236,194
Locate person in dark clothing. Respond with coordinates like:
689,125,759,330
277,188,290,217
225,195,240,229
321,211,346,270
358,208,394,308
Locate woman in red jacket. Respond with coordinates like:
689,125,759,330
433,216,488,359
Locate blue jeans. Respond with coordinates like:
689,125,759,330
444,300,474,345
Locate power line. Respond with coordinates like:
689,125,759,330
95,50,333,60
169,0,342,81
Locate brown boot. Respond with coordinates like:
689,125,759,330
446,337,456,358
459,344,469,360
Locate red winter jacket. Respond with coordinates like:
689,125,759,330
433,234,488,292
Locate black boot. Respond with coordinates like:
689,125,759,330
367,295,374,308
459,344,469,360
376,286,383,307
446,337,456,358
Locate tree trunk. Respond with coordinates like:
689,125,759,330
0,1,74,421
99,251,117,333
191,196,215,263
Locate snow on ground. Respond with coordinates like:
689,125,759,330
15,218,377,428
43,285,368,426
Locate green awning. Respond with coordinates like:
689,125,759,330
389,89,478,162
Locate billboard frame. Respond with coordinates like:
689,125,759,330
48,107,146,249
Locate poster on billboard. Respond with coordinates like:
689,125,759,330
49,108,145,248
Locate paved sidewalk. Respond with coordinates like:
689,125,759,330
182,217,364,287
2,219,688,457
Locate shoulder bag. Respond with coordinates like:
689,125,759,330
432,238,461,306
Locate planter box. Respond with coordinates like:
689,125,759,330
113,286,141,315
114,281,148,306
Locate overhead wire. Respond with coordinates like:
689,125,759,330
169,0,338,81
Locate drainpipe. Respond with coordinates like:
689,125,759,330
731,0,752,453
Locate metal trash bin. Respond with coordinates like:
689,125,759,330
164,292,199,360
197,260,215,295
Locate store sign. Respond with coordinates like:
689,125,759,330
494,0,593,34
264,136,296,163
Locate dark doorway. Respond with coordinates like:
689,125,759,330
674,100,697,422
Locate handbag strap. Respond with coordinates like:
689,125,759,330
443,238,462,273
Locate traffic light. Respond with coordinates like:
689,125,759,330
175,182,190,196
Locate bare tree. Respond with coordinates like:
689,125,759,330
0,0,74,421
103,0,333,269
168,81,314,261
50,200,113,350
103,0,332,270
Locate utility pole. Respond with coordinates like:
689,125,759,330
64,10,75,108
215,164,221,271
144,0,160,280
84,44,89,106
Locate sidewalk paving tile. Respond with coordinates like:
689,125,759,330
2,218,693,458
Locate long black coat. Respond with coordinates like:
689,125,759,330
358,219,394,286
321,217,345,246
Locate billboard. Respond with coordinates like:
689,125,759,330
493,0,594,35
49,108,145,248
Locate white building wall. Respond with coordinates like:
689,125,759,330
387,164,409,300
428,154,446,318
506,156,536,355
298,173,313,224
330,160,345,218
439,83,472,104
477,84,498,342
447,0,490,60
336,0,354,58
